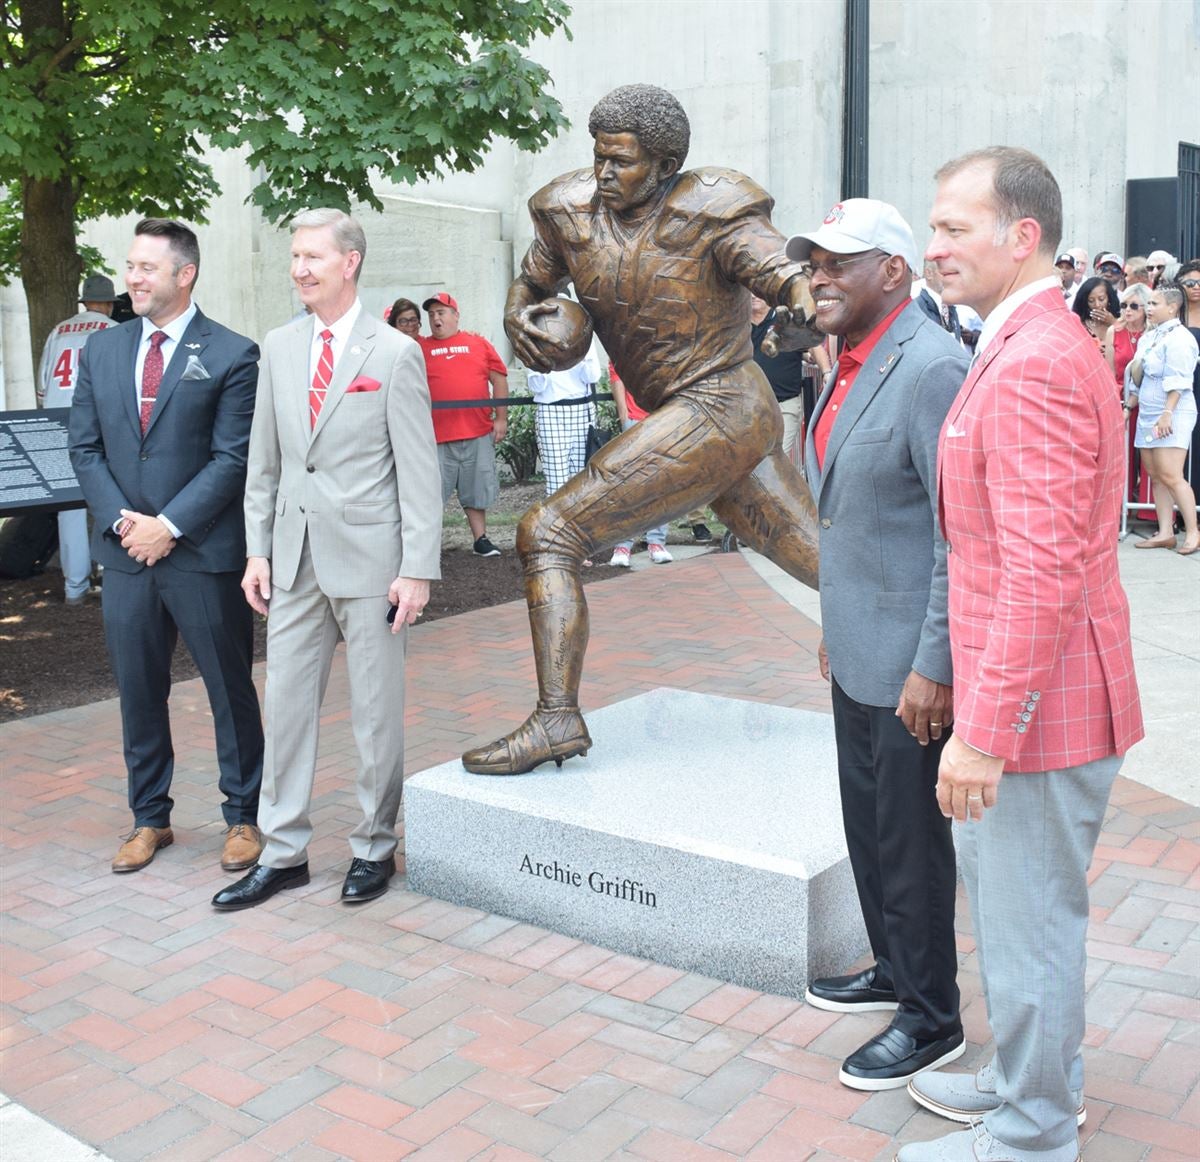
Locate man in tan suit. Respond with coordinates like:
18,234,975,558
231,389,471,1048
213,208,442,911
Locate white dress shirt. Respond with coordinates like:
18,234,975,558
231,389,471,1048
307,299,362,383
136,301,197,415
974,276,1060,362
122,302,198,539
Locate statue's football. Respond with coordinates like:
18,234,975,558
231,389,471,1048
536,298,595,371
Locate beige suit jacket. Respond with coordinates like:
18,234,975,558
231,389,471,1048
245,308,442,596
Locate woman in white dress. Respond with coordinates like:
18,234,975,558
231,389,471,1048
1127,282,1199,554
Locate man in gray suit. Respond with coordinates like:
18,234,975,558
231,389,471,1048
213,208,442,911
790,200,968,1090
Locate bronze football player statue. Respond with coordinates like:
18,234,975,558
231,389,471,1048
462,84,822,777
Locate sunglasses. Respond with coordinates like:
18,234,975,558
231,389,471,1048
1147,264,1166,271
1180,279,1200,290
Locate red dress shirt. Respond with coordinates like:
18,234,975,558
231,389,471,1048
813,300,908,469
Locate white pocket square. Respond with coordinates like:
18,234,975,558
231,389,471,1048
945,421,968,439
181,355,210,380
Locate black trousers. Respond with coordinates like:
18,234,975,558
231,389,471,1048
830,677,960,1039
102,565,263,829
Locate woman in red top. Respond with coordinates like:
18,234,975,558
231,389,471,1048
1109,284,1149,389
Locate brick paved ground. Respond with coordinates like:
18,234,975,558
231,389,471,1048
2,552,1197,1160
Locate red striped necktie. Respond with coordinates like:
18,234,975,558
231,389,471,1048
310,328,334,428
140,331,168,433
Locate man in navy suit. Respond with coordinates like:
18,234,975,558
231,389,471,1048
69,218,264,875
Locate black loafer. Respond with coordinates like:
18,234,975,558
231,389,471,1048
341,856,395,903
212,862,309,911
806,966,899,1012
839,1024,965,1091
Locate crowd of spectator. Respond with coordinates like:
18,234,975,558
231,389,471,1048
1052,247,1200,548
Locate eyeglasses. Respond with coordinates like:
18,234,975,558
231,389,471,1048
1180,279,1200,289
799,250,887,279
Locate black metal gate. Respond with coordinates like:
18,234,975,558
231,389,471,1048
1179,142,1200,261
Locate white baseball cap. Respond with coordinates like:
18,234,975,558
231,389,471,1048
786,198,920,273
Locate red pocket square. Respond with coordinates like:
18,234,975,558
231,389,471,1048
346,376,382,393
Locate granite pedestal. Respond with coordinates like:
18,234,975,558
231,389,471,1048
405,688,867,998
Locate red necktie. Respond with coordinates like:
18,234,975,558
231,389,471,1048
140,331,168,433
310,329,334,428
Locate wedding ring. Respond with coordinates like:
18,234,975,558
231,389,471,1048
930,721,943,727
967,794,982,801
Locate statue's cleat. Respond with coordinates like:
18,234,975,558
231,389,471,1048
462,706,592,776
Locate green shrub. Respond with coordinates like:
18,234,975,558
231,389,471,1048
495,394,538,483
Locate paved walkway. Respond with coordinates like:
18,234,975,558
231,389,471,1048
1,542,1197,1160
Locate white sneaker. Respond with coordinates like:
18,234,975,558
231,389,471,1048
609,547,632,567
648,543,673,564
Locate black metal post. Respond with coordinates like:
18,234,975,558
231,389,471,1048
842,0,870,200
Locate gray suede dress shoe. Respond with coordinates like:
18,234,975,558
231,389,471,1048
895,1124,1079,1162
907,1063,1086,1126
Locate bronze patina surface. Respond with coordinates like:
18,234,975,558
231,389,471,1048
462,84,822,777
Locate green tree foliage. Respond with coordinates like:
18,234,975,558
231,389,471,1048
3,0,570,368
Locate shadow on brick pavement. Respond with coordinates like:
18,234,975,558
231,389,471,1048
1,552,1197,1160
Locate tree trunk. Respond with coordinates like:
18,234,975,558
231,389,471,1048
20,175,81,379
19,0,80,379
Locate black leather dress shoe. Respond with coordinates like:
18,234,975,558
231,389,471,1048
839,1023,965,1091
212,862,309,911
806,966,900,1013
341,856,395,903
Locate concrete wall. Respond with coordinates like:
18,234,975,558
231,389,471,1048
3,0,1197,409
867,0,1198,255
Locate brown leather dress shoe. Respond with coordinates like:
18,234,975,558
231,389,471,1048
112,826,173,873
221,824,263,871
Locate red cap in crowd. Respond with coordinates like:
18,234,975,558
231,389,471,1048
422,292,458,312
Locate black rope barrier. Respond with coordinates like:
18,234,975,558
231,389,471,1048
430,391,613,409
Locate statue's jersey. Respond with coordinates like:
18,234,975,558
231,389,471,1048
522,167,804,411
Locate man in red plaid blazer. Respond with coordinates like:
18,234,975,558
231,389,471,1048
898,150,1144,1162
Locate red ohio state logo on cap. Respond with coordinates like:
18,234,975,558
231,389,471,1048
823,204,845,225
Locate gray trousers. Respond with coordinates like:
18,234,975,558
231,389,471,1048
257,543,409,868
956,754,1121,1151
58,508,92,599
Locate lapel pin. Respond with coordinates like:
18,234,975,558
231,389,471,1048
350,345,364,356
185,342,201,349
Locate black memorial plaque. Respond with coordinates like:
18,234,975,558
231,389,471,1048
0,409,86,516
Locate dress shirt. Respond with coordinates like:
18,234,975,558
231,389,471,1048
307,299,362,383
136,301,197,413
125,302,197,539
974,275,1060,361
813,299,908,470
